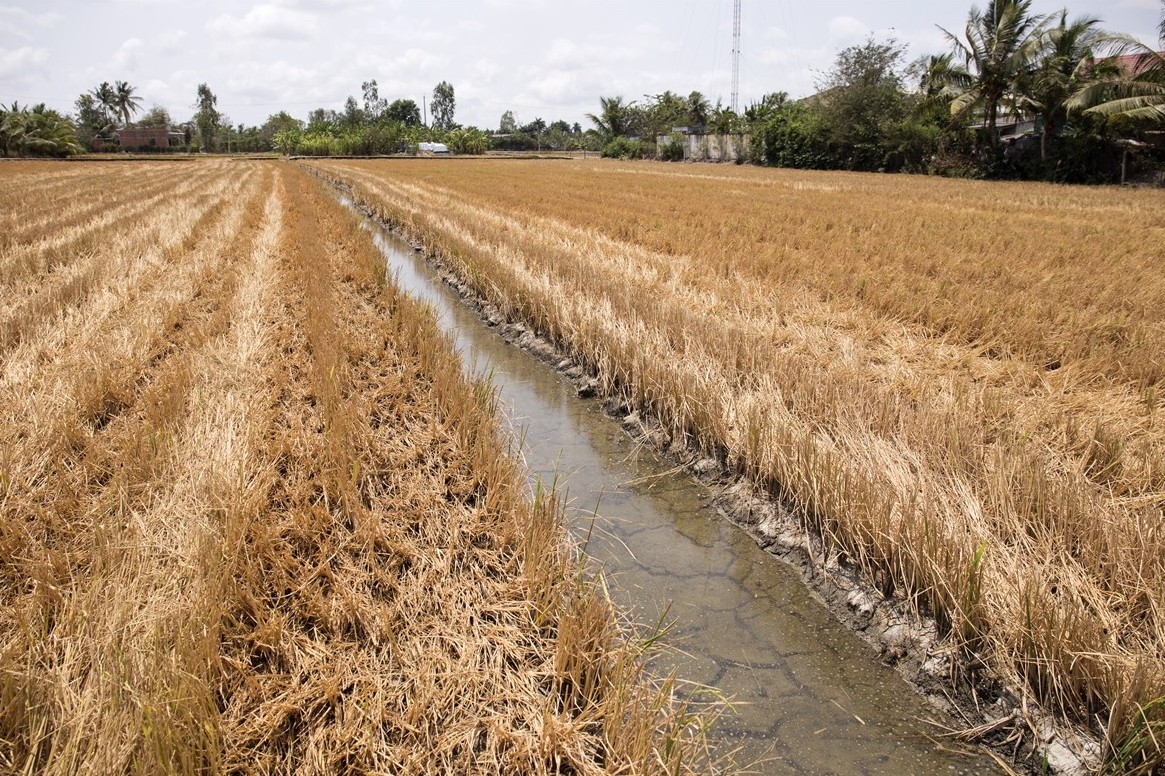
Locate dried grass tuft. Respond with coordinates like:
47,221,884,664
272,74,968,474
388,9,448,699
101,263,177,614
0,160,720,775
307,157,1165,772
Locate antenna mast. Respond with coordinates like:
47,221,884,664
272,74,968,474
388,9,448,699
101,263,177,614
731,0,742,113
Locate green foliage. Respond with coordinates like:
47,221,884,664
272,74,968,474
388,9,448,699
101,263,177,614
601,136,649,159
885,118,943,173
362,79,386,121
744,92,789,124
194,83,220,153
387,99,421,127
446,127,489,154
431,81,456,131
0,102,82,157
261,111,303,153
816,37,916,171
706,103,744,134
73,93,115,148
287,122,412,156
342,95,364,128
749,102,833,169
136,106,172,128
658,132,685,161
940,0,1049,144
113,80,141,127
588,96,638,139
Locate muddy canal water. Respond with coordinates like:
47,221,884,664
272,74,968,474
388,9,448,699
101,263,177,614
351,202,997,775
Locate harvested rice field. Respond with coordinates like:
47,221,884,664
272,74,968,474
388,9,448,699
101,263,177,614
0,159,714,774
306,157,1165,774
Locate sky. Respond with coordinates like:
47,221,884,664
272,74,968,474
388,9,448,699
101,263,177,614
1,0,1161,131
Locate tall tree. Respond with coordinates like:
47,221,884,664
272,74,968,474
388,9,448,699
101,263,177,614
342,95,364,128
90,82,117,124
940,0,1049,144
498,109,518,133
387,99,421,127
1019,13,1127,160
817,37,911,170
307,108,338,133
136,106,171,127
431,81,456,130
586,96,636,139
194,83,220,153
113,80,142,127
361,79,386,121
73,93,115,147
686,91,711,126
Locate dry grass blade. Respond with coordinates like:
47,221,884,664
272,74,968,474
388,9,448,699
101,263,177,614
306,156,1165,772
0,159,722,775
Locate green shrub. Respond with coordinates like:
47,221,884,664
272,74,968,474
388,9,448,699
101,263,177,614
601,137,648,160
657,133,685,161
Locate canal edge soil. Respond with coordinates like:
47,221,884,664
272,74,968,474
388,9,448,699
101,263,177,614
315,168,1101,776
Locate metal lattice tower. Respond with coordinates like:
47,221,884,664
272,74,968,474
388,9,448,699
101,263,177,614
731,0,742,113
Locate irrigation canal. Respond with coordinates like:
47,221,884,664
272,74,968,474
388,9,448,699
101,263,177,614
346,196,999,775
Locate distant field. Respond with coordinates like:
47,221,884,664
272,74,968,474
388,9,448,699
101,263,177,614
0,160,711,774
309,157,1165,770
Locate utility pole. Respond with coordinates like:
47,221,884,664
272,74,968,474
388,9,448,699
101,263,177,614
731,0,742,113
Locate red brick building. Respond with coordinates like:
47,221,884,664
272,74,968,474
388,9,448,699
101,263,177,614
116,125,182,151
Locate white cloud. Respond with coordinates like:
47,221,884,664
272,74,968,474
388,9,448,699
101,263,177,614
0,45,47,82
0,5,61,39
156,30,187,53
284,0,395,9
207,4,317,41
472,58,501,82
828,15,870,45
111,37,145,70
0,6,63,27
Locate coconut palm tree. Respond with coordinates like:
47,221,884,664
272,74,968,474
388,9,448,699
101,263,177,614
90,82,117,124
586,96,636,139
0,103,81,157
1068,48,1165,123
939,0,1050,145
1019,12,1131,159
1066,4,1165,125
113,80,142,127
686,91,711,126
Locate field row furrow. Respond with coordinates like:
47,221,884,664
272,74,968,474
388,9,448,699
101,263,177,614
0,169,282,771
0,160,714,775
351,160,1165,386
0,163,181,243
0,162,225,294
0,165,267,592
308,158,1163,761
0,163,255,357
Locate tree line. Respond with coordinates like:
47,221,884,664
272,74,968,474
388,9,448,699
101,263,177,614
592,0,1165,183
3,0,1161,181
